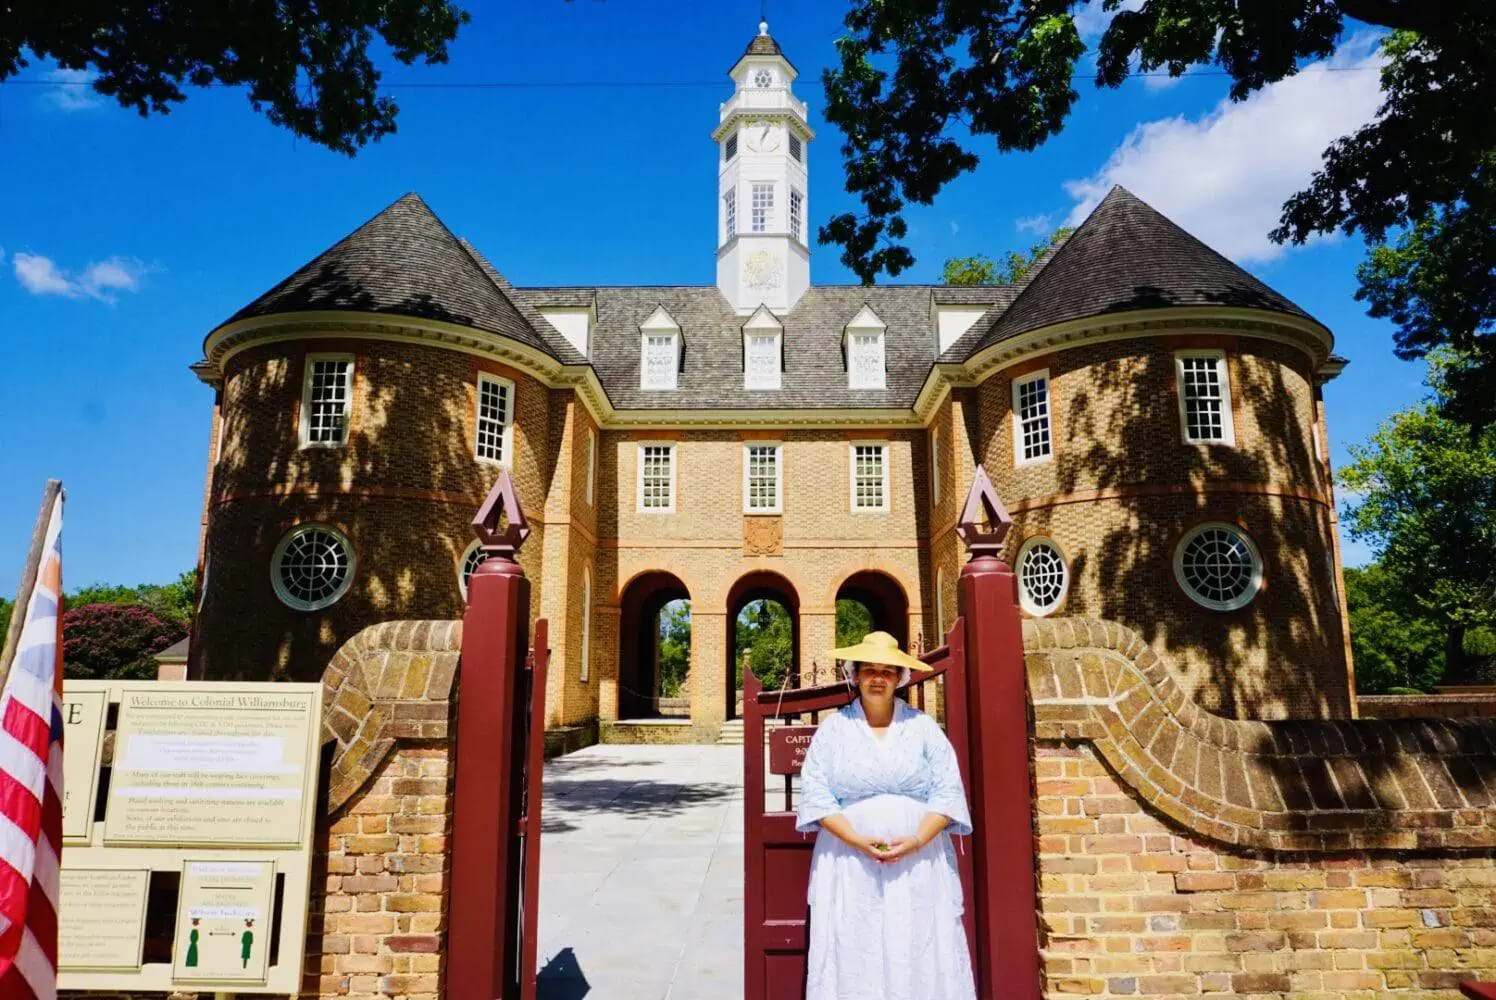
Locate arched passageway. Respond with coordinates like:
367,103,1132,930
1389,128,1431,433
727,571,800,718
835,570,909,651
617,571,691,720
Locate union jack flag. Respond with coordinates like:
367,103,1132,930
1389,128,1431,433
0,490,63,1000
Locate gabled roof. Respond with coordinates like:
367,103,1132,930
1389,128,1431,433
970,186,1315,355
221,193,565,360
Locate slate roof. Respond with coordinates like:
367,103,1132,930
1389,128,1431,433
971,186,1313,353
215,186,1325,412
222,193,570,361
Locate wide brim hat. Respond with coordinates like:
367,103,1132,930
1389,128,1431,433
831,630,930,673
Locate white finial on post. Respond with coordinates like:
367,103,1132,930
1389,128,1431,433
759,18,769,36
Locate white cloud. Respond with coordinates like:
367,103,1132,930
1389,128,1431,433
13,252,153,303
1015,214,1053,236
1063,34,1386,263
41,67,101,112
949,220,961,235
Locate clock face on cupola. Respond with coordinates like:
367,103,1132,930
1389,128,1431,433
715,19,812,314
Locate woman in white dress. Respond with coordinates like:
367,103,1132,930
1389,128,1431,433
795,630,977,1000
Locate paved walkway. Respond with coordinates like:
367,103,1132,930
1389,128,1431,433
536,744,746,1000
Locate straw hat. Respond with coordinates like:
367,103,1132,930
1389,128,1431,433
832,630,930,674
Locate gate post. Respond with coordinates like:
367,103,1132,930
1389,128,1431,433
449,473,533,1000
956,467,1042,999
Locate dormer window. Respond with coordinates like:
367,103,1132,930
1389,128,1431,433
742,305,783,390
640,306,682,390
844,305,887,390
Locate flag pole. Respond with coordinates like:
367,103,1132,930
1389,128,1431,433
0,479,64,688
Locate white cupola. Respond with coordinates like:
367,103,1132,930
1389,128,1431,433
713,20,813,315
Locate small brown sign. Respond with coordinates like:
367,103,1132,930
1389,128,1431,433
768,726,818,776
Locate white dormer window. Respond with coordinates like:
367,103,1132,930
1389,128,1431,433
640,306,681,390
751,183,773,233
843,306,887,390
724,188,737,239
742,304,783,390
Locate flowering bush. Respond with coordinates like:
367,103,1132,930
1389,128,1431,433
63,603,185,681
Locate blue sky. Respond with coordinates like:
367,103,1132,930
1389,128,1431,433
0,1,1417,590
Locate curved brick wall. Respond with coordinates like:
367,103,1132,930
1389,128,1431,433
1028,617,1496,853
979,334,1350,719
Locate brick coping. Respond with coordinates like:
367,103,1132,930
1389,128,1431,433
1026,617,1496,853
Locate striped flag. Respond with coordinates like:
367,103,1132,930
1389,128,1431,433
0,490,63,1000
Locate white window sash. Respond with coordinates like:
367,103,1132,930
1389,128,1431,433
1176,351,1236,445
752,183,774,233
299,354,354,449
1011,370,1053,466
637,443,676,512
744,333,781,389
724,188,736,239
848,333,885,389
743,443,783,514
849,443,890,512
474,373,515,465
641,333,679,390
790,190,803,242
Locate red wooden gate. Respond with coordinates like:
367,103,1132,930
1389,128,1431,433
742,620,974,1000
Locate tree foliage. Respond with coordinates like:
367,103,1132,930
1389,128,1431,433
3,1,470,154
824,2,1494,423
0,597,11,648
836,599,873,649
944,227,1073,286
736,600,794,690
1343,564,1445,694
657,600,691,698
63,603,186,681
1339,359,1496,682
68,570,198,627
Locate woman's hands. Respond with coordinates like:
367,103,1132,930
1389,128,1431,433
820,812,952,863
874,836,923,863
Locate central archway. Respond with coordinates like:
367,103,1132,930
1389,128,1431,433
727,571,800,720
617,570,691,720
834,570,910,651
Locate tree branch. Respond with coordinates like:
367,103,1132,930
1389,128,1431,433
1335,0,1440,34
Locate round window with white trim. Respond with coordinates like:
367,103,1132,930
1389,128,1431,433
1174,523,1262,611
458,541,489,599
1017,537,1069,617
271,525,354,611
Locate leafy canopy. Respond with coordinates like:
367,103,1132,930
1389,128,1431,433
63,603,186,681
943,227,1072,286
3,1,470,154
1343,563,1446,694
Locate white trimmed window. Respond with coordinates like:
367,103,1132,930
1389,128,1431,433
789,189,803,242
850,443,889,511
272,525,355,611
724,188,737,239
642,334,679,390
744,443,782,513
580,568,592,682
1012,371,1053,465
300,355,353,447
847,332,885,390
458,540,488,599
745,333,781,390
1177,351,1235,444
586,428,596,506
751,183,773,233
930,427,942,506
1017,538,1069,617
1174,523,1262,611
638,443,676,512
474,373,514,465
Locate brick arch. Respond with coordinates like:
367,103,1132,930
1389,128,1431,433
1026,617,1496,852
828,569,912,652
727,570,802,707
319,619,462,812
617,570,692,720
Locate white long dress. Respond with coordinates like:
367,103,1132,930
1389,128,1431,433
795,698,977,1000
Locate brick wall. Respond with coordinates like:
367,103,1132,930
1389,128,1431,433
1029,617,1496,997
977,336,1350,718
1360,693,1496,720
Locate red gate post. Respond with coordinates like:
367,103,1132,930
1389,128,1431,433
956,466,1043,999
449,472,533,1000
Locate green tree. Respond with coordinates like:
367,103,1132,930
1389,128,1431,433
657,600,692,698
835,599,873,648
1343,563,1445,694
736,600,794,690
823,4,1493,423
1339,361,1496,682
63,603,186,681
67,569,198,627
3,2,470,154
944,227,1073,286
0,597,11,647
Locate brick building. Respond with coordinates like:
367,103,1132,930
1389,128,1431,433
189,23,1354,733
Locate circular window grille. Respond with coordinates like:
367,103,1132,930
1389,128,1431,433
458,542,489,599
271,526,354,611
1174,523,1262,611
753,69,773,88
1017,538,1068,617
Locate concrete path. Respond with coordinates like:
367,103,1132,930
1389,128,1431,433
536,744,746,1000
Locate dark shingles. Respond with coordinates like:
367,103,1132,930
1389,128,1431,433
970,186,1315,355
222,193,560,360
